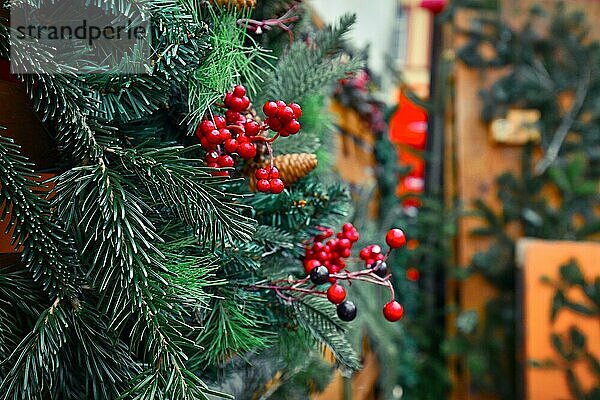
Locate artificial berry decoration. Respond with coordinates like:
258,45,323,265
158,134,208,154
372,261,388,278
327,284,346,304
386,228,407,249
336,301,357,322
310,265,329,285
304,224,360,276
383,300,404,322
255,166,285,194
196,85,302,186
253,226,408,324
263,100,302,137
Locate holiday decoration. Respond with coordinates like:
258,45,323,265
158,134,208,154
0,2,366,398
420,0,447,14
249,153,318,190
209,0,257,10
253,227,408,323
196,85,301,190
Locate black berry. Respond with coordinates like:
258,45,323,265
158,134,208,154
336,300,357,322
372,261,387,278
310,265,329,285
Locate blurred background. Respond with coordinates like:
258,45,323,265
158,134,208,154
306,0,600,399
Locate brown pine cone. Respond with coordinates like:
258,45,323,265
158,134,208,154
248,153,318,190
208,0,256,10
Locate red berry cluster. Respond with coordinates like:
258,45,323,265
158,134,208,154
195,85,302,189
303,223,360,276
196,85,259,176
262,101,302,137
255,166,285,194
359,244,386,267
252,227,409,323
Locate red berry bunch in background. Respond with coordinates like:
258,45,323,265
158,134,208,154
303,223,360,276
255,166,285,194
262,100,302,137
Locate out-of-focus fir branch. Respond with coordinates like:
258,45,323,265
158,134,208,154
0,135,80,299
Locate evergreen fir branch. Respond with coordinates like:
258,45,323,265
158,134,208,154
255,14,364,106
0,303,84,400
0,135,80,298
114,146,256,246
291,296,361,371
250,180,351,236
187,7,272,130
52,164,223,399
190,290,273,368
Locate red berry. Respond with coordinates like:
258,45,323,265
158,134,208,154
207,162,219,168
375,253,385,261
205,151,219,163
237,134,250,143
226,110,242,124
345,229,359,242
312,242,325,252
224,138,239,153
285,119,301,134
218,155,234,167
218,128,232,141
269,166,280,179
212,170,230,177
383,301,404,322
290,103,302,119
265,117,282,131
200,120,216,134
228,96,245,112
327,284,346,304
341,248,351,258
270,178,285,194
277,106,295,123
304,259,321,274
317,251,329,262
275,100,286,108
200,137,213,150
338,238,351,249
244,120,261,136
255,168,269,180
238,143,257,159
214,115,227,129
359,247,371,260
342,223,354,231
206,129,222,144
224,93,234,107
386,228,407,249
239,96,250,111
257,179,270,192
232,84,246,97
263,101,278,117
370,245,382,255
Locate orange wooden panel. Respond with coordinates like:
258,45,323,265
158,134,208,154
517,239,600,400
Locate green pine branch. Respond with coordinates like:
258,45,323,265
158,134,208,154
0,135,80,298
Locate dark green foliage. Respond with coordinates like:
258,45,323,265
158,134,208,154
0,2,364,397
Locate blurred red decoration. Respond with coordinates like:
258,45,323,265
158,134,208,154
406,267,420,282
420,0,447,14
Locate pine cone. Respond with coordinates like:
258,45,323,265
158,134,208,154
209,0,256,10
248,153,318,191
